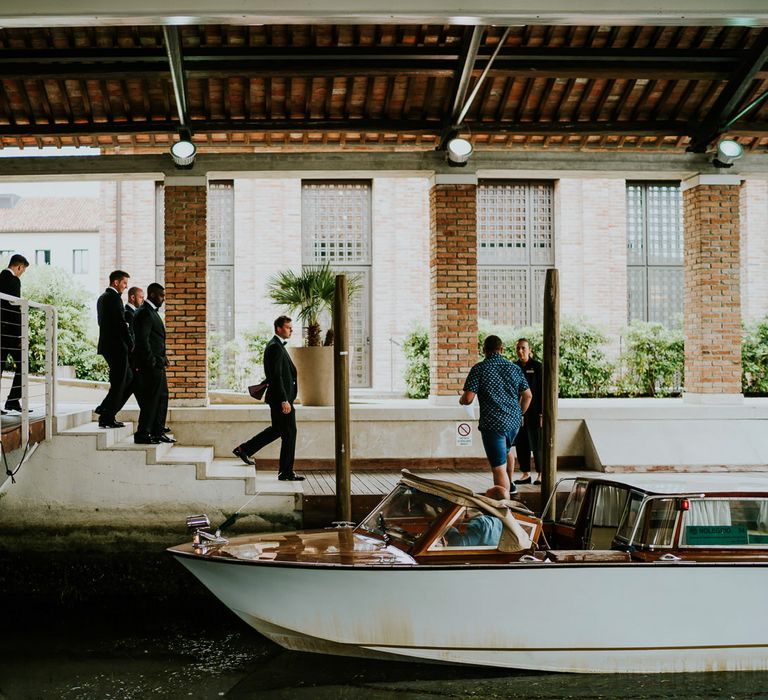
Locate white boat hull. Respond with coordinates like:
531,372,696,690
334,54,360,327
176,557,768,673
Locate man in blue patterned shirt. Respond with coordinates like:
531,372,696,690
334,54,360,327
460,335,532,493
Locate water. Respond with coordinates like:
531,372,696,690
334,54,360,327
2,609,768,700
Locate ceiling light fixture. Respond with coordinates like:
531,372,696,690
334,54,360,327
170,133,196,168
446,137,473,166
712,139,744,169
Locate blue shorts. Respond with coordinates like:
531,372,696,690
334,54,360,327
480,429,517,469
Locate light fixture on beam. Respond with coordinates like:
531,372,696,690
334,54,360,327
712,139,744,169
170,132,196,168
446,137,473,166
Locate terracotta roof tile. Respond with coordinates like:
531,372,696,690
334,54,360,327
0,197,100,232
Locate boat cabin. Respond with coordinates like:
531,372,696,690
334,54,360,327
548,473,768,561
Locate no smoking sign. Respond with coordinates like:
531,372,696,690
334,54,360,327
456,422,473,447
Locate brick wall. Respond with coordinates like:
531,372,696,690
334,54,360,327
429,183,477,397
740,179,768,322
372,178,430,391
98,180,157,292
556,178,628,348
683,182,742,395
164,184,208,404
233,178,302,337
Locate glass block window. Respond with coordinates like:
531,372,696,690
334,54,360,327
207,181,235,341
627,182,683,328
477,181,555,326
302,181,372,387
72,249,88,274
301,181,372,264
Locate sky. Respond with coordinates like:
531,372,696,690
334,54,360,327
0,147,102,197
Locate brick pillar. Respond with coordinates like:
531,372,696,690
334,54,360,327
164,179,208,406
682,174,742,403
429,175,478,400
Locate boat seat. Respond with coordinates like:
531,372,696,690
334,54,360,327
547,550,631,563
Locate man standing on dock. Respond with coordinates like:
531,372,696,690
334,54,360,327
96,270,132,429
512,338,544,487
0,253,30,414
232,315,304,481
460,335,532,493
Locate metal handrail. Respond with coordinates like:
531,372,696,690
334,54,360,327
0,291,58,465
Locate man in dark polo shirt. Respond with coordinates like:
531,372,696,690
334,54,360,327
459,335,532,493
512,337,544,486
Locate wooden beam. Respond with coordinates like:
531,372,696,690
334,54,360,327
0,117,712,137
690,27,768,151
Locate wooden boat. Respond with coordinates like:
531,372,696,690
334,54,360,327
168,470,768,673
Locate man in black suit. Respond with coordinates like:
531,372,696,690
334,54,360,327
95,285,143,417
96,270,132,429
0,254,30,414
132,283,174,445
233,315,304,481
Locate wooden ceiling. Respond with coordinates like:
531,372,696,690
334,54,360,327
1,23,768,153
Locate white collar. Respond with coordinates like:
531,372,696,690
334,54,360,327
145,299,158,310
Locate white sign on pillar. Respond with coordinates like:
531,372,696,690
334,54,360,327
456,422,473,447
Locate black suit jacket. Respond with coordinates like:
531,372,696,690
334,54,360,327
263,336,297,405
97,288,131,357
132,303,167,371
124,304,137,348
0,268,21,341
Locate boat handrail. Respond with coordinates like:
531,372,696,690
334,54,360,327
539,476,579,520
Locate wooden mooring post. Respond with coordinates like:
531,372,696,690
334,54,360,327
542,268,559,520
333,274,352,522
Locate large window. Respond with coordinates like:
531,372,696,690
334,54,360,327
477,181,555,326
207,181,235,341
72,249,89,274
301,180,371,387
35,249,51,265
626,182,683,328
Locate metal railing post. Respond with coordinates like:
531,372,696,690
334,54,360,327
45,306,58,439
19,298,29,447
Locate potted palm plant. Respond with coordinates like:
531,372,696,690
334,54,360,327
267,263,359,406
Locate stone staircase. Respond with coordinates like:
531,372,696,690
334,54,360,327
41,407,302,526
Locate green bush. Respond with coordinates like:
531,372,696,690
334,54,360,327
208,324,272,391
403,325,430,398
617,321,684,397
21,265,108,381
478,318,613,397
742,317,768,395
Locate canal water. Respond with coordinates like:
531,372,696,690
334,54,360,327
3,605,768,700
2,531,767,699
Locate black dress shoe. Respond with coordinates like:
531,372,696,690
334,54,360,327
278,473,305,481
232,445,255,466
99,420,125,429
514,477,532,485
134,434,160,444
162,426,172,434
155,434,176,443
533,479,542,486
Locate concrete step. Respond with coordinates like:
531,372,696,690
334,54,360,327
54,408,96,433
60,421,135,449
110,435,175,461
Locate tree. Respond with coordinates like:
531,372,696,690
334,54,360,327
22,265,108,381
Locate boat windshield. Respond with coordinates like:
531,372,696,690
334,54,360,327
356,484,454,549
